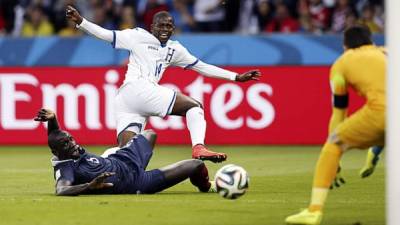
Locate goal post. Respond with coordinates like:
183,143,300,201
386,0,400,224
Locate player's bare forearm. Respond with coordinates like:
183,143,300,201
235,69,261,82
55,172,114,196
47,118,60,134
66,5,83,25
56,182,90,196
34,108,60,134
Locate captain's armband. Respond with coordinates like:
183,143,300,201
333,94,349,109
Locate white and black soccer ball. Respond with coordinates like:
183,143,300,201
214,164,249,199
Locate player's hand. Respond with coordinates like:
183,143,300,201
34,108,56,122
330,165,346,189
88,172,115,190
66,5,83,25
235,70,261,82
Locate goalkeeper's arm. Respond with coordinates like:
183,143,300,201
328,73,348,133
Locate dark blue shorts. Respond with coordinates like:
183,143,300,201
109,135,167,194
136,169,166,194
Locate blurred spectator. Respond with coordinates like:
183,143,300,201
21,5,54,37
75,0,101,22
92,4,117,30
235,0,259,34
221,0,239,32
307,0,330,33
280,0,299,17
0,0,19,35
0,7,5,35
52,0,79,33
265,3,299,33
119,5,136,29
169,0,196,33
344,11,357,30
330,0,355,33
137,0,169,30
358,4,382,33
0,0,386,36
192,0,225,32
297,0,313,32
256,0,273,32
58,19,82,36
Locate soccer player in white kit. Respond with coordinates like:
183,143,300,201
66,6,261,163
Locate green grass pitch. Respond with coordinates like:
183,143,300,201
0,146,384,225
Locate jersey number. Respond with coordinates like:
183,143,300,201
86,157,100,164
155,63,162,77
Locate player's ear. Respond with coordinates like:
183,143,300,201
150,23,155,33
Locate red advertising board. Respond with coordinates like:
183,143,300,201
0,66,364,145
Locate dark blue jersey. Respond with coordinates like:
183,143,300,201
52,135,157,194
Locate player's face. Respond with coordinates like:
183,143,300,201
151,16,175,44
50,131,81,160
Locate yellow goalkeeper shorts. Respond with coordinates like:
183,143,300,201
335,105,385,149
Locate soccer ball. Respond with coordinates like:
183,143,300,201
214,164,249,199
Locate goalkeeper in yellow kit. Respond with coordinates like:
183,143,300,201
285,25,386,225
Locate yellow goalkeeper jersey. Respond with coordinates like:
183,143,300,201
330,45,386,111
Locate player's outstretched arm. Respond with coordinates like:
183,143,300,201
55,172,115,196
65,5,82,24
34,108,60,135
190,60,261,82
235,69,261,82
66,5,113,43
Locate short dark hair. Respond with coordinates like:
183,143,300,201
152,11,173,24
343,25,373,49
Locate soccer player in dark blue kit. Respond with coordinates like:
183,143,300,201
34,108,212,196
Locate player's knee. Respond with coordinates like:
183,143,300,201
191,159,205,170
185,100,202,112
193,100,203,109
117,131,136,147
142,129,157,140
142,129,157,149
327,133,349,152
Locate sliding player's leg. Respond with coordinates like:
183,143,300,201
139,159,212,194
171,92,227,162
360,145,384,178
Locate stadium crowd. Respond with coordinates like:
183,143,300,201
0,0,384,37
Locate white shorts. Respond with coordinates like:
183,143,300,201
115,79,176,137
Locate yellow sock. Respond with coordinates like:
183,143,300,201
309,143,343,212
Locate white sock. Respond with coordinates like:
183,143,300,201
186,107,206,147
310,187,329,210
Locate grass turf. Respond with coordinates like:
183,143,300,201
0,146,384,225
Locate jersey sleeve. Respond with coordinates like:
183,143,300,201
112,28,140,50
171,42,199,69
328,57,348,133
329,57,347,95
53,161,75,183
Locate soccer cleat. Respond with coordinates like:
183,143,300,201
285,209,323,225
190,163,211,192
360,147,382,178
192,144,227,163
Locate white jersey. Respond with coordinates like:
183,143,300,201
113,28,198,84
77,18,238,136
78,18,237,82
